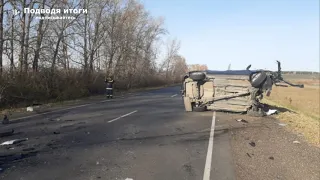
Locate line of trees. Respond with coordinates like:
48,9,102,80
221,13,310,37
0,0,188,108
282,71,319,75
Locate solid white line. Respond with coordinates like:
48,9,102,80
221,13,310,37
107,110,138,123
203,111,216,180
10,103,91,121
10,95,129,122
171,94,177,97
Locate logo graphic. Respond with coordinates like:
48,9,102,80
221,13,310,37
13,9,20,15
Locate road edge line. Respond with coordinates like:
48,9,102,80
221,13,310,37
10,103,92,121
203,111,216,180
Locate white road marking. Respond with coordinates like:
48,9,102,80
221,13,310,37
203,111,216,180
107,110,138,123
171,94,177,97
10,103,92,121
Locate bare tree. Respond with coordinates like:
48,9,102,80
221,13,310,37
0,0,188,108
0,0,4,75
32,0,47,72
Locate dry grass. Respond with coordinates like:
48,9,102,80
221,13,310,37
263,78,320,147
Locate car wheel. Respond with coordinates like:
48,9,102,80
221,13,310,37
189,71,206,81
249,71,267,88
193,106,206,112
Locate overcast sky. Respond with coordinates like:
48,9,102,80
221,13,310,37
143,0,319,71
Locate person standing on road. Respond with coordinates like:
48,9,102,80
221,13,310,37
105,76,115,98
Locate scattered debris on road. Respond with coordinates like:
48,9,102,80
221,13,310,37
246,153,252,158
236,119,248,123
50,118,61,121
0,129,14,137
26,106,33,112
269,156,274,160
293,141,301,144
23,147,35,151
266,109,278,115
0,138,28,146
277,123,287,126
249,141,256,147
53,131,60,135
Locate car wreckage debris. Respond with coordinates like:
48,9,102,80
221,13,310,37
249,141,256,147
181,61,304,115
0,138,28,146
236,119,248,123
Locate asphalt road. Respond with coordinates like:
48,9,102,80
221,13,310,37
1,86,319,180
0,86,236,180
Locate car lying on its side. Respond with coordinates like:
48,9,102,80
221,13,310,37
181,61,304,116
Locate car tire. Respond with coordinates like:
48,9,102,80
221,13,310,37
189,71,206,81
249,71,267,88
193,106,206,112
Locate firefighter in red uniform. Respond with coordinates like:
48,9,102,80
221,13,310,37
105,76,115,98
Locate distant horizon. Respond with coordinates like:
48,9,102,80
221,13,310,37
187,63,319,73
187,63,320,72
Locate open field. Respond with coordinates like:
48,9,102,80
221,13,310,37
264,75,320,146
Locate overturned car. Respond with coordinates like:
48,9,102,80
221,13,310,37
181,61,304,116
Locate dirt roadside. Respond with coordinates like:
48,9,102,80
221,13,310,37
225,114,320,180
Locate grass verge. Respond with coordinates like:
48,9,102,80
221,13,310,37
263,85,320,147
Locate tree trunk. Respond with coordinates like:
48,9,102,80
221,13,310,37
83,0,88,71
51,33,63,75
89,6,103,72
19,0,26,73
23,10,32,73
10,13,14,75
0,0,4,76
33,0,46,72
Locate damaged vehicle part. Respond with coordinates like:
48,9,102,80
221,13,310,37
181,61,304,116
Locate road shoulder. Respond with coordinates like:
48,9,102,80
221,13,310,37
227,114,320,180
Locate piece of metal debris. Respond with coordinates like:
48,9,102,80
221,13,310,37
236,119,248,123
53,131,60,135
125,178,133,180
249,141,256,147
26,106,33,112
277,123,287,126
269,156,274,160
23,148,35,151
246,153,252,158
266,109,277,115
293,141,300,144
0,138,28,146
